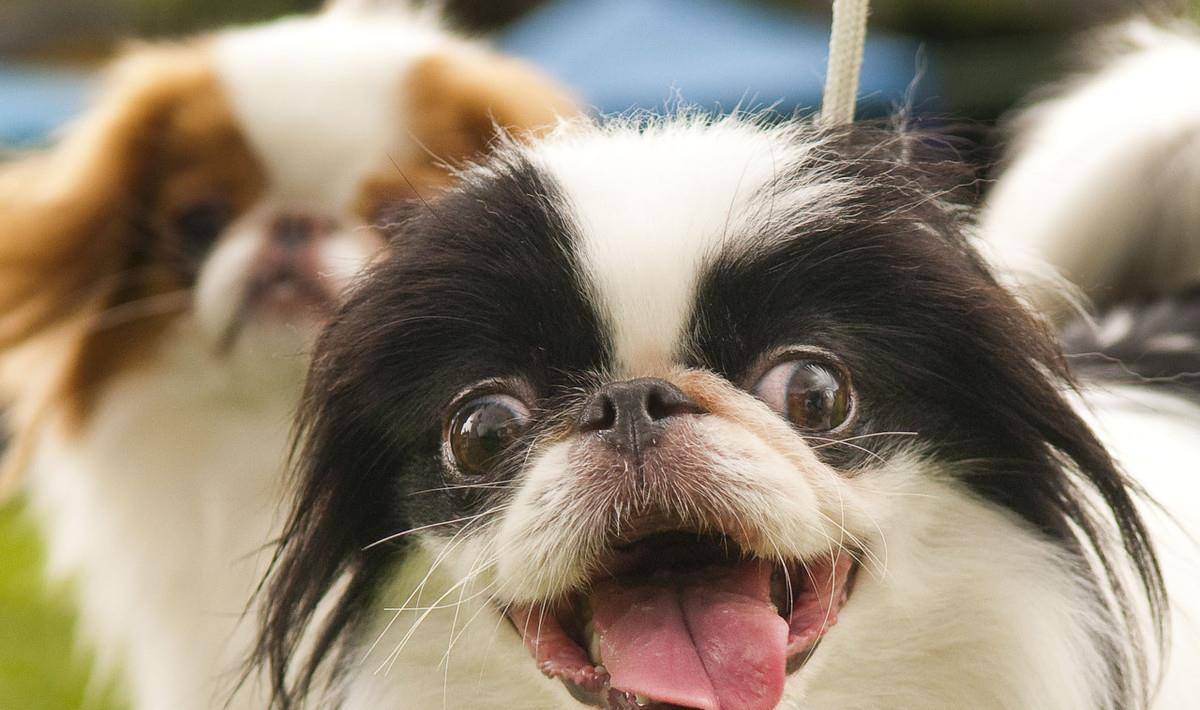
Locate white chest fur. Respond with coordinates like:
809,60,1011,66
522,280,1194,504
27,330,303,709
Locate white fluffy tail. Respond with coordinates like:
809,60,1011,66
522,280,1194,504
980,20,1200,316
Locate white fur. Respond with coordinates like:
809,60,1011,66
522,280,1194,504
28,323,297,710
979,21,1200,313
491,407,856,604
974,21,1200,704
1078,387,1200,708
192,202,379,357
213,11,449,210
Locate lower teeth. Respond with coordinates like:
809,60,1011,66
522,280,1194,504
585,620,603,664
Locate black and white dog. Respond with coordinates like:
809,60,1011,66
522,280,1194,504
250,25,1200,710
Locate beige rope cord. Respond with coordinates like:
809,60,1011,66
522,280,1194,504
820,0,871,127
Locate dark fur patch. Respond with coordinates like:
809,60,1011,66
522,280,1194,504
1063,287,1200,401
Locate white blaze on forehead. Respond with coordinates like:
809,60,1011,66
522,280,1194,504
533,121,807,375
212,12,449,210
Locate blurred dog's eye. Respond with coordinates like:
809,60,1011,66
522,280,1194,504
754,354,853,432
447,394,531,477
173,199,231,256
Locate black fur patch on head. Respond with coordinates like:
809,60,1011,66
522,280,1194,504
252,122,1166,709
1063,287,1200,401
254,152,611,706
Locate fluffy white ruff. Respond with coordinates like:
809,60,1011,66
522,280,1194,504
1081,387,1200,708
979,21,1200,315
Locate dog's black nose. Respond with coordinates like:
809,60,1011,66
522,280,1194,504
578,378,704,457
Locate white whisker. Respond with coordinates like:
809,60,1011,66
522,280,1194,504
364,508,507,551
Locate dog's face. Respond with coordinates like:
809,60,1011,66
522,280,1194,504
0,11,575,429
264,120,1160,709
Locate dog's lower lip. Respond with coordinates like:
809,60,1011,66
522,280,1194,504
505,533,858,710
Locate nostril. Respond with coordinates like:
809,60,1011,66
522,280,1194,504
645,385,702,421
579,394,617,432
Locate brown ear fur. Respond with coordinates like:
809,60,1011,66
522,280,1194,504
354,47,580,223
404,45,581,165
0,44,223,346
0,42,243,497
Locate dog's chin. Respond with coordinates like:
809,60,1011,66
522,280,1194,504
202,273,337,358
503,531,857,710
166,294,332,402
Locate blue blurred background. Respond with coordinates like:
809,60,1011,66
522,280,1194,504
1,0,1184,154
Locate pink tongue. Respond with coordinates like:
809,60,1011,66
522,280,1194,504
590,560,788,710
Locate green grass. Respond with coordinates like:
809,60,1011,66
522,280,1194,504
0,499,124,710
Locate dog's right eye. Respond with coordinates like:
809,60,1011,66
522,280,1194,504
447,394,531,477
173,199,231,257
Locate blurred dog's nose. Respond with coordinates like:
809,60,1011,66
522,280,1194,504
258,212,337,274
270,211,340,249
579,378,704,457
270,213,335,248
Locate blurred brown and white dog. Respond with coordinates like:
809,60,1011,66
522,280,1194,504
0,3,575,708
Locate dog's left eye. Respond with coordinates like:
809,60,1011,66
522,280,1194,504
753,353,854,432
447,394,531,477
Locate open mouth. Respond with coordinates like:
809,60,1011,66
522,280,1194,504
506,532,857,710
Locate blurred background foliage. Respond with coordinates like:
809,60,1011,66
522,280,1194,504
0,502,124,709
